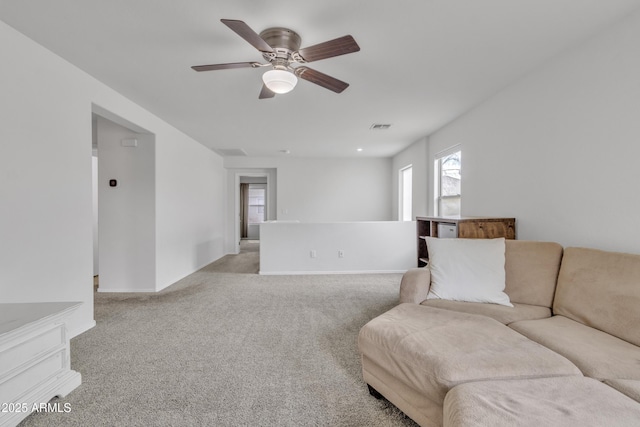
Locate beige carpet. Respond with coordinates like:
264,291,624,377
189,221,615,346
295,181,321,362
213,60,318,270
20,242,417,426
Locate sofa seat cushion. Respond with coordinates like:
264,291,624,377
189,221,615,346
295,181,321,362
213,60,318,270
510,315,640,380
420,300,551,325
604,379,640,403
443,376,640,427
358,304,581,405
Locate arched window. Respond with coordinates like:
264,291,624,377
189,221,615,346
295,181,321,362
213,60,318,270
434,149,461,216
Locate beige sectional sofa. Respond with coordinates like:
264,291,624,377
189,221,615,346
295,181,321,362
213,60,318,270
358,240,640,427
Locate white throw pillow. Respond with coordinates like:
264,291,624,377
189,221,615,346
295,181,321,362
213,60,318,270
425,237,513,307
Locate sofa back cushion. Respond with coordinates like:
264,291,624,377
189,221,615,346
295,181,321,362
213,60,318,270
504,240,563,308
554,247,640,346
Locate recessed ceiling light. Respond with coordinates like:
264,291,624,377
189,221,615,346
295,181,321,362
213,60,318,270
357,148,363,152
280,149,291,154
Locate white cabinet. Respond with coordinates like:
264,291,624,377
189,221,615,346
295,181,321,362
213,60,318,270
0,302,82,427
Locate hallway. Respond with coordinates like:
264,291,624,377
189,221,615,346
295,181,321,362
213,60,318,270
198,240,260,274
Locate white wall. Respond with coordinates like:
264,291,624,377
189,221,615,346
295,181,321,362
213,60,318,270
391,137,429,220
154,124,225,291
225,157,393,253
0,20,226,335
0,21,95,336
97,117,156,292
277,157,393,222
226,156,391,216
428,10,640,254
260,221,416,274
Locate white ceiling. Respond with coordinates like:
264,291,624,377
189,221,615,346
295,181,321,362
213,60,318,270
1,0,639,158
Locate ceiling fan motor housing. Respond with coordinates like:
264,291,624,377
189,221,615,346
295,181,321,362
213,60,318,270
259,27,302,63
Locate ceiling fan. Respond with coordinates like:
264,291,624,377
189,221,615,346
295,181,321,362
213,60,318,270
191,19,360,99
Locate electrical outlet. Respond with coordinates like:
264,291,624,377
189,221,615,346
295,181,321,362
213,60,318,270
310,250,317,258
338,250,344,258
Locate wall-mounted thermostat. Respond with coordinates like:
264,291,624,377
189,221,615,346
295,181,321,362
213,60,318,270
109,179,117,187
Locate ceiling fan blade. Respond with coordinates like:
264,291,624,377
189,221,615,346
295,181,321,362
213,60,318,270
191,62,260,72
221,19,274,53
295,35,360,63
259,84,276,99
295,67,349,93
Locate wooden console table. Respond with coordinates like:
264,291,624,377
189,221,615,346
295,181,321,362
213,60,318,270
0,302,82,427
416,216,516,267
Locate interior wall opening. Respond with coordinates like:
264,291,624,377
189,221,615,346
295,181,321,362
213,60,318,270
91,105,156,293
232,169,276,255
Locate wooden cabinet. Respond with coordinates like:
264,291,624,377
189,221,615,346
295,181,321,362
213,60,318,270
416,216,516,267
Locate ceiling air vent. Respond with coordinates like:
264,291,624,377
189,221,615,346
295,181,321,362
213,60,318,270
370,123,392,130
215,148,248,157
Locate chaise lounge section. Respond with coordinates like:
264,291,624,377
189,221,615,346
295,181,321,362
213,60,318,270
358,240,640,426
444,376,640,427
358,303,581,426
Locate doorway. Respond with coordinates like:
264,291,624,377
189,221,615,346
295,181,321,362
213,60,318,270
232,169,276,255
91,106,156,293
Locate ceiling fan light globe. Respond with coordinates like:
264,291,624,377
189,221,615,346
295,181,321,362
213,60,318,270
262,69,298,94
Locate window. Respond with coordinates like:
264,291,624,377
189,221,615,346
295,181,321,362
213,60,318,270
399,165,413,221
434,149,461,216
247,186,266,224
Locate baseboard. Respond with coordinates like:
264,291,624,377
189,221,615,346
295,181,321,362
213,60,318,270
97,287,157,293
259,270,407,276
